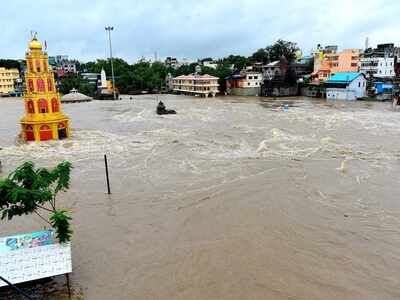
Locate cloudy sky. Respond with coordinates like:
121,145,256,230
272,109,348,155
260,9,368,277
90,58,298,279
1,0,399,62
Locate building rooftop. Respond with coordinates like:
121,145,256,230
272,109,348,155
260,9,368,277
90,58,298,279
325,72,363,84
61,88,92,103
265,60,280,67
174,74,219,80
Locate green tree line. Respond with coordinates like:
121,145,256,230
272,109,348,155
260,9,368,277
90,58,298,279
52,40,299,95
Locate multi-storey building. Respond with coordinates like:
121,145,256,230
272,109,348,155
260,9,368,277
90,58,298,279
262,57,288,80
359,43,397,78
60,61,77,73
359,57,395,78
165,57,179,69
202,60,218,69
48,55,78,77
172,74,219,97
312,46,360,82
0,67,20,95
226,71,263,96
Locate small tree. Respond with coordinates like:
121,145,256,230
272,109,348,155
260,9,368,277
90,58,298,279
0,161,73,243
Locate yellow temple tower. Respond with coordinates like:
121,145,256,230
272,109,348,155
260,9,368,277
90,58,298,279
20,35,71,141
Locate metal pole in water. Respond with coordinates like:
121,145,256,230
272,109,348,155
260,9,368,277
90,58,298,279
105,26,117,100
66,273,72,299
104,154,111,194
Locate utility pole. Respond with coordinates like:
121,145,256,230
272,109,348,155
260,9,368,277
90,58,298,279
105,26,117,100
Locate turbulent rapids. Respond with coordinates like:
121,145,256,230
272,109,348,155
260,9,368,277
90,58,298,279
1,95,400,299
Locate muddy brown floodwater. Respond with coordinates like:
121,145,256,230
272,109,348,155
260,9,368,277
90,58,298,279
1,95,400,299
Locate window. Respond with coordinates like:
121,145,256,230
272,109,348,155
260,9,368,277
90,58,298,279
28,60,34,72
358,82,361,87
248,76,253,79
27,100,34,113
248,82,250,86
47,78,53,91
36,60,41,72
28,79,34,92
25,125,34,141
38,99,48,113
40,125,50,130
51,98,59,112
351,63,357,67
37,79,45,92
254,76,258,79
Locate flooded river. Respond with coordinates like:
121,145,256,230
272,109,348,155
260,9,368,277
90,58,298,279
1,95,400,299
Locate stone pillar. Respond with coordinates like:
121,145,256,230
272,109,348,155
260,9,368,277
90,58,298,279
33,125,40,141
51,123,59,140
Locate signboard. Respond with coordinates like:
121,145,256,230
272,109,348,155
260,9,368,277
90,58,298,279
0,230,71,287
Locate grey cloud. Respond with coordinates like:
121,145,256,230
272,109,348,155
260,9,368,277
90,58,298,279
1,0,399,62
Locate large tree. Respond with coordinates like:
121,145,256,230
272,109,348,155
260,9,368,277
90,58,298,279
266,40,299,63
0,59,22,71
59,74,95,95
249,48,270,64
220,55,249,71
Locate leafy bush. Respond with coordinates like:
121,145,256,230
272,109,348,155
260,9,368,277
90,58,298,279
0,161,73,243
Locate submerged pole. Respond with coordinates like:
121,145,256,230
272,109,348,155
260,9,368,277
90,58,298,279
66,273,72,299
104,154,111,194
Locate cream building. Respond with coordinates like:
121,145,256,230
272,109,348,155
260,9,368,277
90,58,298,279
0,67,20,94
172,74,219,97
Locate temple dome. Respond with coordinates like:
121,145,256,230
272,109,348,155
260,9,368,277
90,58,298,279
29,38,42,50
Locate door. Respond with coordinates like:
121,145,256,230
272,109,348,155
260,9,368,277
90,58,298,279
58,123,67,139
25,125,35,141
39,125,53,141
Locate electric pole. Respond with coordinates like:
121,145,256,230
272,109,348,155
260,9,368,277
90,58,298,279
105,26,117,100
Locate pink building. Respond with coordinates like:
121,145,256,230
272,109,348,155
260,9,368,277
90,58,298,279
312,48,360,82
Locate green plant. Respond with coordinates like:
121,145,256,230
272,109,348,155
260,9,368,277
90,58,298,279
0,161,73,243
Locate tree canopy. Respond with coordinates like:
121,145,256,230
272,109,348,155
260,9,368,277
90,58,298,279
61,39,300,94
59,74,94,95
267,40,299,63
0,161,73,243
0,59,22,71
249,49,270,64
249,40,300,64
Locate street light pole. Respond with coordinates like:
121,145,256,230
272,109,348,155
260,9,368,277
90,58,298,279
105,26,117,100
